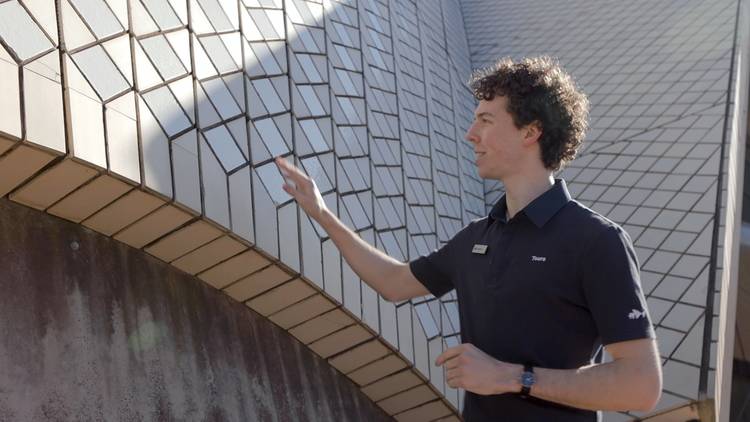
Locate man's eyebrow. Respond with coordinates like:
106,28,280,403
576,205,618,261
476,112,494,119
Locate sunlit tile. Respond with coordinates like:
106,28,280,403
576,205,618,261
196,0,235,31
294,53,324,83
251,167,280,257
298,118,329,153
201,77,241,119
130,0,160,35
168,0,188,23
278,201,300,271
288,22,324,53
61,0,95,50
172,129,201,211
228,166,254,242
23,0,59,45
196,83,221,127
253,117,288,157
251,78,285,113
300,155,332,192
169,75,195,122
204,124,246,171
141,0,182,30
23,53,65,153
140,35,187,81
300,216,323,285
255,160,291,204
0,49,21,138
138,95,173,197
224,72,245,111
242,0,282,8
165,29,191,70
68,78,107,167
200,136,230,227
141,86,192,136
69,0,124,39
105,0,129,28
72,45,129,101
199,35,238,74
220,33,242,69
0,1,53,61
106,92,140,182
244,41,284,76
192,34,218,79
226,116,248,157
247,9,284,41
102,34,133,85
296,84,326,116
133,41,162,90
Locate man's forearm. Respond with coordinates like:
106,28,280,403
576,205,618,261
316,208,416,301
529,358,661,412
438,341,660,412
275,156,427,301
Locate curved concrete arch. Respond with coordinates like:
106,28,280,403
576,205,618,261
0,146,461,420
0,196,395,421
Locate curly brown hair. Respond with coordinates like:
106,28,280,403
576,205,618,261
469,57,589,172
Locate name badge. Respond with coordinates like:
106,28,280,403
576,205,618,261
472,244,488,254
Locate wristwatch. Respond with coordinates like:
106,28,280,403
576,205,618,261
520,364,535,398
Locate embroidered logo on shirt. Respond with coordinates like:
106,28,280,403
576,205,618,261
628,309,646,320
531,255,546,262
472,244,488,254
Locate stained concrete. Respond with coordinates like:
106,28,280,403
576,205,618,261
0,198,391,421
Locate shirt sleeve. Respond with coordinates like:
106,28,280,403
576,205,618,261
408,234,460,298
582,225,655,346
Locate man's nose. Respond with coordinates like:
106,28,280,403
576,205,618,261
465,126,478,143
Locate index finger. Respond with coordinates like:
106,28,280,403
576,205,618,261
275,156,308,182
435,345,463,366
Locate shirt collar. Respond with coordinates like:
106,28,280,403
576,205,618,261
489,179,572,227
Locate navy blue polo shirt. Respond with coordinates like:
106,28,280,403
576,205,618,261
410,179,654,422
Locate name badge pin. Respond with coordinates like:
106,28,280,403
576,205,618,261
472,244,488,254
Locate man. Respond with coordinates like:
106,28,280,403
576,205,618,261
275,57,662,421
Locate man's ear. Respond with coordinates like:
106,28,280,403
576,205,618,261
522,121,543,146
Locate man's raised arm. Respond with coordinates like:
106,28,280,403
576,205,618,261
275,156,429,302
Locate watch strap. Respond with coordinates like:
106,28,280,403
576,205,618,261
520,364,534,397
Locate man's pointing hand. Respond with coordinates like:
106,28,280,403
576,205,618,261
275,156,329,222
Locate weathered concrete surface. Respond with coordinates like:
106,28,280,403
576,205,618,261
0,198,391,421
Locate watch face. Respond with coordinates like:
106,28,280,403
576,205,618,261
521,372,535,387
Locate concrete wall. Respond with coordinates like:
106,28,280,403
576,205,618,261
0,198,390,421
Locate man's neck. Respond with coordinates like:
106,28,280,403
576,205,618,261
502,172,555,220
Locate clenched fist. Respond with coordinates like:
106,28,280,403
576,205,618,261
435,343,523,395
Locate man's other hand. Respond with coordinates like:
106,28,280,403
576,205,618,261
435,343,522,395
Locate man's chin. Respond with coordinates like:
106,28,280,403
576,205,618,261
477,170,502,182
477,169,492,180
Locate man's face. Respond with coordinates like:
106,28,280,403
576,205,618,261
465,96,534,181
